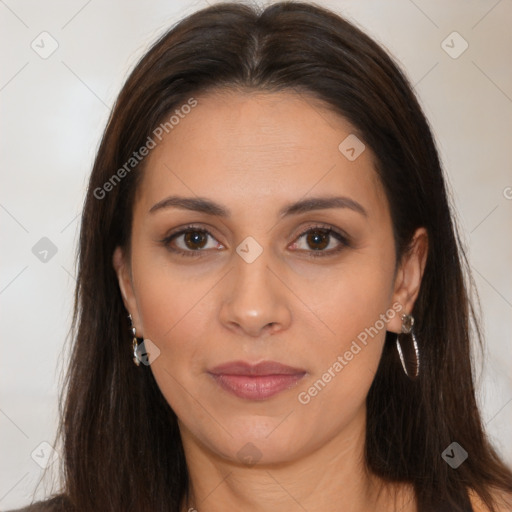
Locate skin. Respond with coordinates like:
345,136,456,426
113,89,428,512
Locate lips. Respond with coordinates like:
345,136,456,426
209,360,306,376
208,360,307,400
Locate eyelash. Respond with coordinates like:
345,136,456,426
160,223,350,259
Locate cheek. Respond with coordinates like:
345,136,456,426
292,251,395,414
292,275,392,436
132,242,213,338
295,254,394,352
130,250,212,371
133,265,215,415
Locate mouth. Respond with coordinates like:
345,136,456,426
207,360,307,401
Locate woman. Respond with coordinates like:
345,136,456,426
12,1,512,511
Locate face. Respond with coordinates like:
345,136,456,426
114,89,426,465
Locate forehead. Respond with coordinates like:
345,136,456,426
136,89,388,219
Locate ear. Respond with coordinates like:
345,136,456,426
113,246,143,334
387,227,428,334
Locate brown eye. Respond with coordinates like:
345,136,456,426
161,226,223,258
291,225,350,258
305,229,330,250
183,230,209,250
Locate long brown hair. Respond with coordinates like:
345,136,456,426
42,2,512,511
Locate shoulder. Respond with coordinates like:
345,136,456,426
5,495,72,512
469,487,512,512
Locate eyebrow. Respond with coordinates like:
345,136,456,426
149,195,368,218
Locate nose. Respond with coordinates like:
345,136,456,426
219,251,292,338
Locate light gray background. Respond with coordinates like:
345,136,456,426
1,0,511,508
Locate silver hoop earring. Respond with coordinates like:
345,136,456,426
128,314,143,366
396,313,420,380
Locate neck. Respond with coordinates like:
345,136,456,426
178,406,414,512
